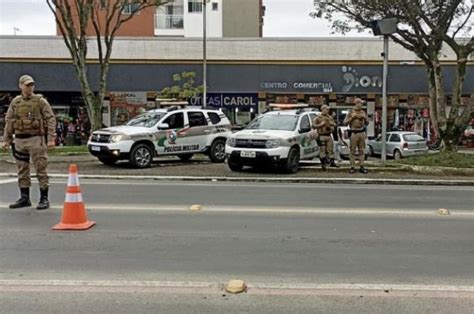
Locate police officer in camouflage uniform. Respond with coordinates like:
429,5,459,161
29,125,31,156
343,98,368,174
2,75,56,210
313,105,338,170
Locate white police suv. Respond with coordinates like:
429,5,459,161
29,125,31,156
225,105,320,173
87,107,232,168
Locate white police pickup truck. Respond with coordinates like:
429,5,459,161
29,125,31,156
87,107,232,168
225,105,320,173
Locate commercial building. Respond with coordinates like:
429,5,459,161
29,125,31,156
0,36,472,144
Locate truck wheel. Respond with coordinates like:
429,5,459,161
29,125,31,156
98,157,117,166
283,147,300,174
130,143,153,168
209,139,226,163
177,153,193,161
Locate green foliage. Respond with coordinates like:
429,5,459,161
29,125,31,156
160,71,204,101
396,151,474,168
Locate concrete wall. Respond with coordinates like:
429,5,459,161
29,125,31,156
223,0,261,38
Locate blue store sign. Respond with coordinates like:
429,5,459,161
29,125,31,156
189,93,258,109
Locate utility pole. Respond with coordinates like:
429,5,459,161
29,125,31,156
202,0,208,108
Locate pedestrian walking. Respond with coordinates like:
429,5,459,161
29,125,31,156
2,74,56,210
343,98,368,174
313,105,338,170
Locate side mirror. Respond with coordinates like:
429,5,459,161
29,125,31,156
157,123,169,130
299,126,311,134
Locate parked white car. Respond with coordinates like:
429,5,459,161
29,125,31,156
336,126,370,160
87,108,232,168
225,107,319,173
368,131,428,159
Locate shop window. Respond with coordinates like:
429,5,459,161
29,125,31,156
163,112,184,129
188,112,207,127
208,112,221,125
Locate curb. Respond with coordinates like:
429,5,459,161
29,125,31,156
1,172,473,186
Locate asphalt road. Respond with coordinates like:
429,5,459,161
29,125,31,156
0,179,473,313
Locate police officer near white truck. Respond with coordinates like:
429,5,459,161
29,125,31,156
2,74,56,210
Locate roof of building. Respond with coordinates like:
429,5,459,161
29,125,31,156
0,36,471,62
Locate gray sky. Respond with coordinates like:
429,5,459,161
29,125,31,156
0,0,371,37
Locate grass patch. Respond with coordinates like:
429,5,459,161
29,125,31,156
395,151,474,168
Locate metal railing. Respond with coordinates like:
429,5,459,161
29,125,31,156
155,14,184,29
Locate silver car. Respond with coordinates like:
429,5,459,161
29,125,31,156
368,131,428,160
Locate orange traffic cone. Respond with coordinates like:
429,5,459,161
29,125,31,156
52,164,96,230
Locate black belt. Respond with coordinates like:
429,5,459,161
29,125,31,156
350,130,365,134
319,133,332,136
15,134,41,139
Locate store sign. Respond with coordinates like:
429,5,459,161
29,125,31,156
189,93,258,108
259,81,333,92
341,66,382,92
109,91,147,105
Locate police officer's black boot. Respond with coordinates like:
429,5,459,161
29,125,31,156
329,158,339,168
359,166,369,174
9,187,31,209
320,158,327,171
36,188,50,210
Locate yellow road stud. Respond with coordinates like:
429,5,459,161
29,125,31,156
438,208,450,215
225,280,247,294
190,204,202,212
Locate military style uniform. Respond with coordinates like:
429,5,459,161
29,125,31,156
4,89,56,209
343,107,368,173
313,111,338,170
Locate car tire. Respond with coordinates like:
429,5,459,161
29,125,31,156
177,153,193,162
369,146,374,157
393,149,402,160
209,139,226,163
98,157,117,166
228,159,243,172
130,143,153,168
282,147,300,174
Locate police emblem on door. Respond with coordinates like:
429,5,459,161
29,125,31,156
166,130,177,145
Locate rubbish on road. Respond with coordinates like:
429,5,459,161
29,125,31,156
52,164,96,230
190,204,202,212
225,279,247,294
437,208,450,216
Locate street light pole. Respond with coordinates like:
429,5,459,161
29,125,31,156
370,18,397,166
381,35,389,165
202,0,207,108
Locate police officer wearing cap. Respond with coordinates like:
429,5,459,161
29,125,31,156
2,74,56,210
343,98,368,174
313,104,339,170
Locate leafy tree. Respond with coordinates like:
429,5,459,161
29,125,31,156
160,71,204,101
46,0,168,130
313,0,473,150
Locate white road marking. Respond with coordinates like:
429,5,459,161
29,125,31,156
0,203,473,217
0,178,17,185
0,280,473,298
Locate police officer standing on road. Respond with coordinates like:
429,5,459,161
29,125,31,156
313,105,339,171
343,98,368,174
2,75,56,210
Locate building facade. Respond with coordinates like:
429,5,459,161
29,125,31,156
57,0,264,38
0,36,472,144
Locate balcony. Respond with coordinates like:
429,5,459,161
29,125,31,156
155,14,184,36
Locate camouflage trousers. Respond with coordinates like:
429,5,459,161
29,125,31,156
319,135,334,159
14,136,49,189
350,132,366,167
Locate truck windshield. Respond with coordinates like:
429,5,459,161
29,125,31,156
127,113,165,127
246,114,298,131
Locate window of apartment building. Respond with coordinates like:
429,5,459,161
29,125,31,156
212,2,218,11
188,0,203,13
122,3,140,15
